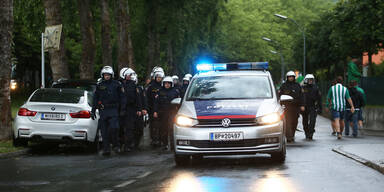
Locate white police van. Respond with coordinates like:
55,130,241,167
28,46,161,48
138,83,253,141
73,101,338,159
171,62,291,166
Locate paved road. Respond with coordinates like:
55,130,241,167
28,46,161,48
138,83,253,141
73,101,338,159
1,116,383,192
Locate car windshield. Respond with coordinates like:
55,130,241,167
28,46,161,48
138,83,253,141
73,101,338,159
29,89,85,104
186,75,272,100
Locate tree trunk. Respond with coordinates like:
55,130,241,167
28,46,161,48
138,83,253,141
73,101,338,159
116,0,128,72
0,0,13,140
146,0,157,78
78,0,95,79
167,38,175,74
43,0,70,81
101,0,112,67
126,0,135,70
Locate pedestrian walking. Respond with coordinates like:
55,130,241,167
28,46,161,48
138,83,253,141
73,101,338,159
91,66,126,155
344,81,365,137
278,71,305,142
301,74,322,140
352,80,366,131
326,76,355,139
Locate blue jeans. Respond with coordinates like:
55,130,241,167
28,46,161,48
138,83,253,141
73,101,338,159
344,110,358,136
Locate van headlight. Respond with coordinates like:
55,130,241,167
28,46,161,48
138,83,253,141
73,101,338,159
175,115,198,127
257,113,281,125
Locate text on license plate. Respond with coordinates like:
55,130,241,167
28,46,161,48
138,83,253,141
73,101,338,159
41,113,66,120
210,132,244,141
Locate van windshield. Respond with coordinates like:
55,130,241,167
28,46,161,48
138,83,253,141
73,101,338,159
186,75,272,100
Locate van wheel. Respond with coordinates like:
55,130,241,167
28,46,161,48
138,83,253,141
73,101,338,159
174,154,190,167
271,138,286,163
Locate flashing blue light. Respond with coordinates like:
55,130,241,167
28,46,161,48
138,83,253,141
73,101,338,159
196,63,213,71
196,62,268,72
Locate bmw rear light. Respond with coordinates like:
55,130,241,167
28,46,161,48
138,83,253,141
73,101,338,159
18,108,37,117
70,110,91,118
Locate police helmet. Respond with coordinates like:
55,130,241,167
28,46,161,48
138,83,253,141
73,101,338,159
304,74,315,84
172,75,179,81
131,73,138,84
123,68,135,78
100,66,114,78
119,67,128,79
183,76,190,82
185,74,192,80
162,76,174,87
286,71,295,79
154,71,165,78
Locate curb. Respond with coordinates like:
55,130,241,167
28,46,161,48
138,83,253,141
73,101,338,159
0,149,29,159
332,146,384,174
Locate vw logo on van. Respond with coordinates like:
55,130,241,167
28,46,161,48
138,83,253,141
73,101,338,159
221,118,231,128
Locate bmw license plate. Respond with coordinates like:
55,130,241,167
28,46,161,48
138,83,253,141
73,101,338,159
210,132,244,141
41,113,66,121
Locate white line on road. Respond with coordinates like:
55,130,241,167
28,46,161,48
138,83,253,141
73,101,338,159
136,171,152,179
100,190,113,192
114,180,137,188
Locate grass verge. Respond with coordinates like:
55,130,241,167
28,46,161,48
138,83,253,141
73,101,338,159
0,140,24,154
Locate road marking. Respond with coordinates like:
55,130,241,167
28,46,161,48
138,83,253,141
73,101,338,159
114,180,136,188
136,171,152,179
100,190,113,192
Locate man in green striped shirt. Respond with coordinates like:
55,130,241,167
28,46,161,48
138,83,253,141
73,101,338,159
327,76,355,139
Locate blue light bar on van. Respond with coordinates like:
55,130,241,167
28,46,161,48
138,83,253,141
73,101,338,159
196,62,268,72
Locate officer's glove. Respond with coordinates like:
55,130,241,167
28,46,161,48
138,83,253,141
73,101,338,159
91,111,96,120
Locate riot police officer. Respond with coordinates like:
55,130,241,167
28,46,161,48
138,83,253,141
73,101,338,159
180,75,190,98
120,68,142,152
92,66,126,155
301,74,322,140
147,67,165,147
278,71,305,142
153,76,180,150
131,73,148,149
172,75,181,92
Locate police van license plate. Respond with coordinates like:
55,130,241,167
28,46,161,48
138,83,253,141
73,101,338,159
210,132,243,141
41,113,66,121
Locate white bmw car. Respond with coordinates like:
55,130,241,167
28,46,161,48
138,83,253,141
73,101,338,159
13,88,100,149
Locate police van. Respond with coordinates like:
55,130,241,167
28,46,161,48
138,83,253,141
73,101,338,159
171,62,291,166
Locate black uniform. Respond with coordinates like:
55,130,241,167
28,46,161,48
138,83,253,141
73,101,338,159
278,80,304,142
180,83,189,98
92,79,126,154
120,79,141,151
133,85,147,149
302,83,322,139
146,80,162,146
153,87,179,148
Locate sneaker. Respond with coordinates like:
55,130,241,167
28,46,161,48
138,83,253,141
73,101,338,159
332,132,336,136
337,133,342,139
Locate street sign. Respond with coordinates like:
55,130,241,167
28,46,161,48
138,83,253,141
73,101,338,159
43,24,62,51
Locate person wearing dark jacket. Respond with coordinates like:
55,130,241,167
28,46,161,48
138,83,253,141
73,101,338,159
147,68,164,147
345,81,365,137
301,74,322,140
92,66,126,155
278,71,305,142
131,73,148,149
153,76,179,150
120,68,142,152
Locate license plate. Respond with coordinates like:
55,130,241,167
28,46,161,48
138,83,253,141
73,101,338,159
210,132,244,141
41,113,66,121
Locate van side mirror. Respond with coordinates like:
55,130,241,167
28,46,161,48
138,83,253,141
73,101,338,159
171,98,182,105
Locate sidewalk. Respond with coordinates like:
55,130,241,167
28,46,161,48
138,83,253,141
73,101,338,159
333,144,384,174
